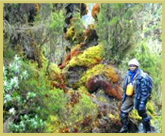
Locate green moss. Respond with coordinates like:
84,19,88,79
129,101,156,122
40,52,48,73
75,63,118,88
78,86,90,95
80,64,104,84
69,44,102,68
49,63,61,75
108,113,116,119
147,101,157,127
27,60,40,79
45,87,98,133
71,64,104,88
129,109,141,121
72,32,85,43
146,101,156,120
146,101,155,114
104,66,118,82
97,90,108,103
65,25,85,43
48,63,63,88
46,115,61,133
65,26,74,40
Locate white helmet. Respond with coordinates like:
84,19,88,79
128,58,140,67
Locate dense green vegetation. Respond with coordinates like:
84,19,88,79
3,3,162,133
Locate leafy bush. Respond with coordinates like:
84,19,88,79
43,89,67,115
3,55,28,106
3,56,51,132
45,90,98,132
9,114,45,133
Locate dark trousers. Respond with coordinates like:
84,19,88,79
120,95,151,131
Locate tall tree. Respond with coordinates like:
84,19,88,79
96,3,143,64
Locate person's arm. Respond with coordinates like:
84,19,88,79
140,78,150,101
122,76,128,102
139,78,150,110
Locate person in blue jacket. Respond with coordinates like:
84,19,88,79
119,58,151,133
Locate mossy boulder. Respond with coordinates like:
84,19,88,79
76,64,118,86
70,63,122,100
64,66,87,89
79,64,104,85
63,44,102,89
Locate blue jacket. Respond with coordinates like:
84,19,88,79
122,69,151,110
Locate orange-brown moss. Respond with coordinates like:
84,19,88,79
105,86,122,100
86,75,122,100
35,3,39,11
81,115,93,127
48,63,66,91
59,44,84,69
59,127,70,133
70,44,83,59
92,4,100,21
84,28,90,37
84,24,98,43
104,66,119,82
70,91,81,107
59,53,71,69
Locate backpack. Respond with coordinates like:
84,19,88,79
143,72,153,93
